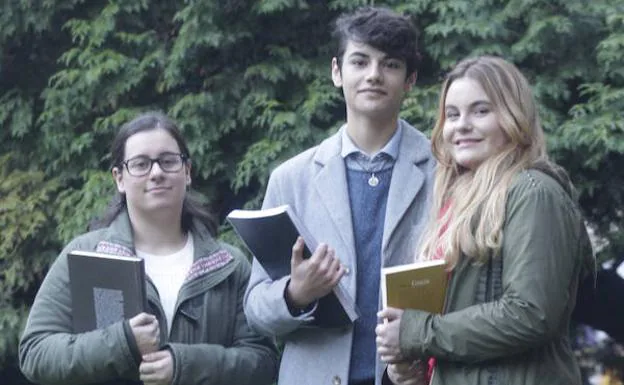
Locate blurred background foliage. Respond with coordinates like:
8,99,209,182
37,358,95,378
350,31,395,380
1,0,623,382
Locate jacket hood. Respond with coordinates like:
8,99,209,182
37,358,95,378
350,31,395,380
531,159,579,202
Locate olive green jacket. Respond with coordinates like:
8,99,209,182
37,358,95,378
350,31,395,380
19,212,278,385
399,169,594,385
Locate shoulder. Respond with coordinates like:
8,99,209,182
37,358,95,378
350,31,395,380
507,169,579,215
510,169,568,195
192,225,244,266
269,130,341,180
218,241,249,264
400,119,430,147
38,228,110,284
270,145,320,179
504,169,595,275
61,228,110,254
397,119,435,170
216,241,252,279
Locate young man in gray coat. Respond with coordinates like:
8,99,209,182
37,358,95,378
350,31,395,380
244,7,434,385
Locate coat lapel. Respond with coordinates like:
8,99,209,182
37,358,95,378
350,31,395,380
313,129,357,262
382,121,429,253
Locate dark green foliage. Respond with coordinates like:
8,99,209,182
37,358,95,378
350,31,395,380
1,0,623,378
0,154,60,367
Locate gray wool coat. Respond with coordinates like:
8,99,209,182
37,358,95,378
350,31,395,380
244,120,435,385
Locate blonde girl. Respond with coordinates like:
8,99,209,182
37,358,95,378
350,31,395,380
376,56,594,385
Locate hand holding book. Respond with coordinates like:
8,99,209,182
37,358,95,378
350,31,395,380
227,205,359,327
129,313,160,356
376,307,405,364
286,237,346,309
378,260,448,383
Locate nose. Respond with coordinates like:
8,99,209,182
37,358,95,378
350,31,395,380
149,160,165,178
366,62,383,83
455,114,473,132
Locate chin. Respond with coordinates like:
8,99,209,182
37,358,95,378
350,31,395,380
455,158,478,171
142,201,183,213
357,106,398,120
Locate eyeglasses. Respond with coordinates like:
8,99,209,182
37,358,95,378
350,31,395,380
122,153,188,177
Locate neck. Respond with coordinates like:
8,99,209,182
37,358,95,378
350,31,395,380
127,207,187,255
345,113,398,155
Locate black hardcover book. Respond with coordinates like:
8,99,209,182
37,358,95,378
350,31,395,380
68,250,147,333
227,204,359,328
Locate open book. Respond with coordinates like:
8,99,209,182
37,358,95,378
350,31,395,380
227,204,359,328
381,259,448,313
68,250,147,332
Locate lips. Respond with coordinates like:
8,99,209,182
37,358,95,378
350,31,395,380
455,138,482,147
358,88,386,95
146,186,172,193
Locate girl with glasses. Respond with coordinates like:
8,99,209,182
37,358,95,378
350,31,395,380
19,111,278,385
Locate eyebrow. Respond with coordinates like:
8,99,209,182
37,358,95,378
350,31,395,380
347,52,370,59
445,100,492,109
126,151,179,159
347,51,399,62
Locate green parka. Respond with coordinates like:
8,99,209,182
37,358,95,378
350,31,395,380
19,212,279,385
398,169,594,385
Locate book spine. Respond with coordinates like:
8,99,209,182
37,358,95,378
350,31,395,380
138,259,147,312
286,206,319,251
332,283,359,322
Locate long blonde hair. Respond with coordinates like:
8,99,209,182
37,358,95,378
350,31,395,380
420,56,550,267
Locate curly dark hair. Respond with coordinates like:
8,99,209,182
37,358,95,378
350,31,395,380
333,6,421,77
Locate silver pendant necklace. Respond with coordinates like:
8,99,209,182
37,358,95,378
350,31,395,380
368,173,380,187
353,155,390,187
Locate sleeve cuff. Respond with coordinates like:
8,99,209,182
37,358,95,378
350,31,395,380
284,279,317,317
122,320,143,366
400,309,430,358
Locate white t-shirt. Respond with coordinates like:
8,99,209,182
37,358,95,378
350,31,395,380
136,234,194,334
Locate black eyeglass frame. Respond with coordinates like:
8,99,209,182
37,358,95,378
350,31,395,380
121,153,188,177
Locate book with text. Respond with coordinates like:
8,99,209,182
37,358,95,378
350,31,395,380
68,250,147,333
227,205,359,328
381,259,448,314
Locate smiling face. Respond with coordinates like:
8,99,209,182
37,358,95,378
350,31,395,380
442,77,509,170
112,128,191,216
331,40,415,121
